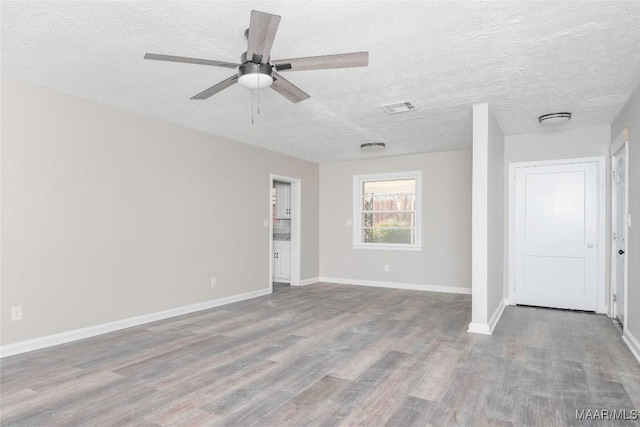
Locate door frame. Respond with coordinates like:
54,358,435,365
269,174,301,290
507,156,607,312
610,129,629,326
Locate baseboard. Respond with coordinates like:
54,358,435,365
488,298,507,333
467,298,507,336
295,277,319,287
318,277,471,295
0,287,272,359
622,328,640,365
467,322,491,335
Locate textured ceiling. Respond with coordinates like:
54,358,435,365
2,1,639,163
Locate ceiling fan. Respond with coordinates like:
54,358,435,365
144,10,369,103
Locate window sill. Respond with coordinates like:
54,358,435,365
353,244,422,251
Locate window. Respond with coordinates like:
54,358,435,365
353,171,421,250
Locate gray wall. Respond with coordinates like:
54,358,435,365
503,125,611,307
319,150,472,290
611,83,640,343
487,108,505,319
1,77,320,345
505,125,611,163
470,103,505,331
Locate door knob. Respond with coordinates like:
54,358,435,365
619,249,625,255
586,243,594,248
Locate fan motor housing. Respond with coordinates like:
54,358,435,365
240,52,270,66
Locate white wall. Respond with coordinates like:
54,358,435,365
611,83,640,354
319,150,472,291
469,104,505,334
504,125,611,307
1,77,320,346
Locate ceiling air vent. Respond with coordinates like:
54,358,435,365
379,101,419,114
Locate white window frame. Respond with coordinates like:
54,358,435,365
353,171,422,251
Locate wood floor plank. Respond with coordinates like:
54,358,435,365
385,396,438,427
328,347,387,381
1,283,638,426
143,400,219,426
339,351,418,426
0,370,126,423
259,375,353,426
410,344,466,401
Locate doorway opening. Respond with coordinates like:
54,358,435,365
269,174,301,291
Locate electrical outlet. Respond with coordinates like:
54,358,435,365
264,219,269,227
384,265,390,272
346,219,352,227
11,306,22,321
211,277,217,287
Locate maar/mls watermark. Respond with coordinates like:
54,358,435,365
576,409,638,421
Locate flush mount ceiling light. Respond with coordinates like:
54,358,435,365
361,142,386,152
539,112,572,124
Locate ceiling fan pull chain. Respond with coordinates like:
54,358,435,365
256,73,261,115
251,90,255,125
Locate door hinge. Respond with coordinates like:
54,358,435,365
613,231,617,240
613,293,617,302
613,169,617,179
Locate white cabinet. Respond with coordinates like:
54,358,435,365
275,182,291,219
273,240,291,282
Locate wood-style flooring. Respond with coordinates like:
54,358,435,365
1,283,639,426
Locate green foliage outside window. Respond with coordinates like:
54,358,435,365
363,219,412,244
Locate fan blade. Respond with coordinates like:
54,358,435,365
191,75,239,100
246,10,281,64
273,52,369,72
144,53,238,69
271,72,310,103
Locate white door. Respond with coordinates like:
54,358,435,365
273,241,291,282
275,182,291,218
613,150,627,324
514,161,598,310
279,247,291,280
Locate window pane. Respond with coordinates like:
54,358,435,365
362,179,415,212
363,179,415,194
363,227,414,244
357,174,419,247
362,212,414,227
362,194,415,212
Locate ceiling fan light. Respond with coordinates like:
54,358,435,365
238,62,274,90
238,73,273,89
539,112,571,124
